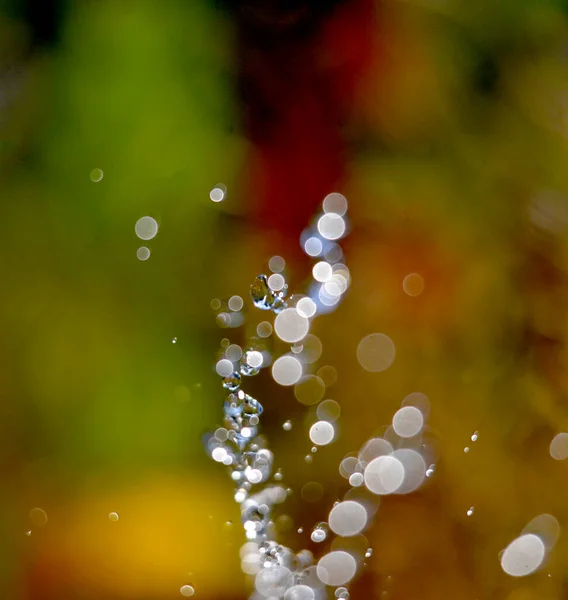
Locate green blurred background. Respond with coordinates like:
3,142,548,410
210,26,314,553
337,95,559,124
3,0,568,598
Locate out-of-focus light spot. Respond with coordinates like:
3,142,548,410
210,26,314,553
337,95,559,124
317,399,341,422
301,481,324,503
272,355,303,386
210,298,221,310
294,375,326,406
255,566,294,597
349,472,364,487
269,256,286,273
215,359,233,377
298,334,323,364
392,406,424,438
304,237,323,257
325,243,343,263
550,433,568,460
522,514,560,549
358,438,393,464
228,295,244,311
297,297,317,318
364,455,405,495
257,321,273,338
108,512,120,521
283,420,292,431
313,261,333,282
329,501,367,537
309,421,335,446
500,534,546,577
212,447,228,462
268,273,286,291
136,246,150,261
209,183,226,202
317,551,357,586
225,344,243,362
323,192,348,216
180,585,195,597
392,449,426,494
402,273,425,296
135,216,159,240
402,392,430,417
317,213,346,240
90,168,103,182
275,308,310,343
357,334,395,372
339,457,358,480
29,508,48,527
317,365,338,387
244,350,263,369
284,584,315,600
242,552,261,575
464,447,470,453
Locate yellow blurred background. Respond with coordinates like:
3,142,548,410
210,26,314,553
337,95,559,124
3,0,568,598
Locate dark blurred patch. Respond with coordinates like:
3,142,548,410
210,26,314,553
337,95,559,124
473,51,500,95
18,0,66,49
215,0,346,38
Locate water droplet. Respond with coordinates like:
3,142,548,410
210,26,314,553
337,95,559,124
223,371,241,391
251,275,286,312
471,431,478,442
335,587,349,599
25,530,32,536
464,447,470,453
172,337,177,344
425,465,435,477
467,507,474,517
283,420,292,431
305,455,313,463
240,350,263,376
298,527,304,533
365,548,373,558
311,523,328,543
109,512,119,522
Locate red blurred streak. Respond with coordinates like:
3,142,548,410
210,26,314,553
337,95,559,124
241,0,376,238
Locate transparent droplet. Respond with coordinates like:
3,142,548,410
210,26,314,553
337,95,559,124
109,512,119,522
464,447,470,453
251,275,286,312
311,522,328,543
223,371,241,391
283,420,292,431
29,508,48,528
228,295,244,311
240,350,263,376
471,431,479,442
365,548,373,558
466,507,474,517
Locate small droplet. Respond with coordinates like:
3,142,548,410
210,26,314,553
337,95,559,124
25,530,32,536
136,246,151,261
283,420,292,431
172,337,177,344
466,507,474,517
225,520,233,527
471,431,478,442
365,548,373,558
425,465,435,477
210,184,226,203
223,371,241,392
109,512,119,522
311,446,317,453
464,447,470,453
29,508,48,527
297,527,304,534
180,584,195,597
305,455,313,463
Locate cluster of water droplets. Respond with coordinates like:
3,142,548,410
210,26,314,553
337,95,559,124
205,194,386,599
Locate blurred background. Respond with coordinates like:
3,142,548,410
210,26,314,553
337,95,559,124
3,0,568,598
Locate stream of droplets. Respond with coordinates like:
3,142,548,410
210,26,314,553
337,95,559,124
205,194,435,599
